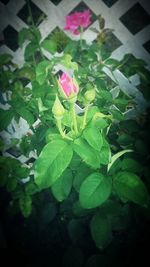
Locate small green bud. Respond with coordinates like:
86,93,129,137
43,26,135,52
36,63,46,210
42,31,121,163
52,95,65,118
84,89,96,103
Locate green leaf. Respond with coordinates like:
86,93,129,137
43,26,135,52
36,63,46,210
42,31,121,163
99,139,111,165
92,118,108,130
18,28,32,47
51,169,73,201
73,138,101,169
34,140,73,189
24,42,39,61
90,214,112,250
15,107,34,126
108,158,121,175
0,53,13,66
17,66,35,80
114,171,149,206
83,127,103,151
41,39,57,54
32,80,51,98
86,106,100,122
110,109,124,121
105,58,120,68
61,54,78,71
36,60,52,85
117,133,134,146
114,98,129,107
0,109,14,131
79,173,112,209
19,194,32,218
73,164,92,192
32,27,41,43
122,158,142,173
15,166,29,179
62,110,72,128
107,149,133,172
6,179,17,192
69,153,82,170
99,90,112,102
25,181,39,195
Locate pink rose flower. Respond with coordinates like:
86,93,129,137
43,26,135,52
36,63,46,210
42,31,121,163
64,10,92,35
58,73,79,97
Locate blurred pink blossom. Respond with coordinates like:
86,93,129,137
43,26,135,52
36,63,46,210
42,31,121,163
58,73,78,97
64,10,92,35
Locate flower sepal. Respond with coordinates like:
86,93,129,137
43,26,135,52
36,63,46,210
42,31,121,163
52,94,65,119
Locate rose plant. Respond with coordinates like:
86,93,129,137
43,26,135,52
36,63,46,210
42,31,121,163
0,5,150,265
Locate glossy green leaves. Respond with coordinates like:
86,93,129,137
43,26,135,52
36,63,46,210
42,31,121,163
51,169,73,201
19,194,32,218
73,138,101,169
79,173,112,209
36,60,53,85
34,140,73,189
83,126,103,151
73,128,111,169
0,108,14,131
90,214,112,250
114,171,149,206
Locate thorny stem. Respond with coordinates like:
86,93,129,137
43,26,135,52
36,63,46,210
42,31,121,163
56,118,73,141
82,104,89,130
70,103,78,135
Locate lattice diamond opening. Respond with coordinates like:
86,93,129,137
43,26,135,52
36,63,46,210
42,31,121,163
50,0,62,5
103,32,122,53
0,0,10,5
120,3,150,35
3,25,19,51
17,1,47,26
102,0,119,8
143,40,150,54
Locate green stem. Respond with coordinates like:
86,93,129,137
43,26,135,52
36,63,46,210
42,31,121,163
82,105,89,130
32,55,36,68
70,103,78,135
56,118,72,140
27,0,44,60
80,27,83,49
26,0,34,27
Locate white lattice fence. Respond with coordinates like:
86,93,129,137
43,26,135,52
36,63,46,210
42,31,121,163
0,0,150,66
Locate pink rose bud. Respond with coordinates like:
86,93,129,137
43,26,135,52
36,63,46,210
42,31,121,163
58,73,79,100
64,10,91,35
